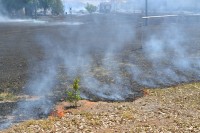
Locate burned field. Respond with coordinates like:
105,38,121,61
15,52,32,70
0,13,200,130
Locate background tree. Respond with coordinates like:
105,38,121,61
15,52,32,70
85,3,97,13
1,0,25,14
24,0,38,17
1,0,35,16
51,0,64,15
0,0,64,17
38,0,53,15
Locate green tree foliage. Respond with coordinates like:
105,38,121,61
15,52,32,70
1,0,25,12
85,3,97,13
38,0,53,15
0,0,64,16
24,0,38,17
66,78,81,108
51,0,64,15
1,0,37,16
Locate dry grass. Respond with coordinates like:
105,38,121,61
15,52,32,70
0,92,18,101
1,82,200,133
149,82,200,108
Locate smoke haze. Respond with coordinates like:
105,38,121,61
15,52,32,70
1,0,200,130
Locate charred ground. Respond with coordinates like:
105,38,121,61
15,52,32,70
0,14,142,99
0,13,200,96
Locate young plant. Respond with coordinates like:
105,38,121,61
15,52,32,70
66,78,81,107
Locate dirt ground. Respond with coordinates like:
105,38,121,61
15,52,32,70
1,83,200,132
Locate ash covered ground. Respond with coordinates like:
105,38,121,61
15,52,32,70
0,13,200,129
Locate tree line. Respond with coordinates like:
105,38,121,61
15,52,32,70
0,0,64,17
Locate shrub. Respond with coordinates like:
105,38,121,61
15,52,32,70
66,78,81,107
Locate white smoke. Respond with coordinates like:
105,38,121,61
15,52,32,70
129,23,200,87
32,16,136,101
0,1,7,21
